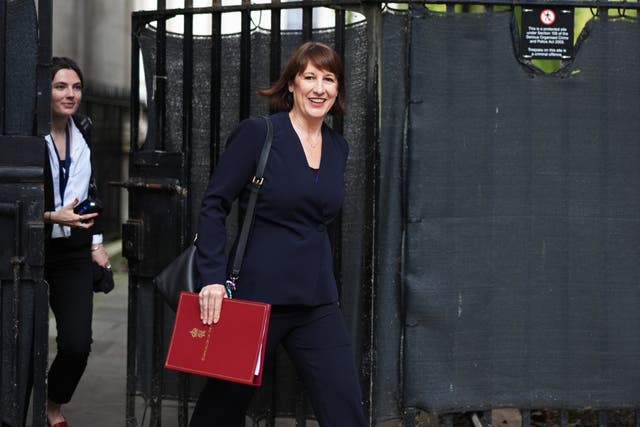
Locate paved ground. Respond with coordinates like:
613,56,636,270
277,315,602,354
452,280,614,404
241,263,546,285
46,240,130,426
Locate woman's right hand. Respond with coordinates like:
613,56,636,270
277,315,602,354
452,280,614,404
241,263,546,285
199,284,227,325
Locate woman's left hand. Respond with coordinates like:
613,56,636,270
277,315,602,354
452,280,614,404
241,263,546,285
91,244,110,269
53,198,98,228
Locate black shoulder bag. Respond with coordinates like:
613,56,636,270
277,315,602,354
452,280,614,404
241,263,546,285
73,114,112,293
153,116,274,311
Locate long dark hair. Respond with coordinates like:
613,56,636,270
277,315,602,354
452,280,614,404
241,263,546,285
258,42,345,116
51,56,84,87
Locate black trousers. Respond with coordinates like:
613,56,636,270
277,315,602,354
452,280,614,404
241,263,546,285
189,302,367,427
45,236,93,404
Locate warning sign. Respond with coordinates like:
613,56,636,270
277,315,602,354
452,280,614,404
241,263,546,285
521,6,574,59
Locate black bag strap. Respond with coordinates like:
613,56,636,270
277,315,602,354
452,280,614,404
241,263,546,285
226,115,273,295
74,114,99,198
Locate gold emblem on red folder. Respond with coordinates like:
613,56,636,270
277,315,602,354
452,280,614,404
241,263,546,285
188,326,213,360
189,328,206,338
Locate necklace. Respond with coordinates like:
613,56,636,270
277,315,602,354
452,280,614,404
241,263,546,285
290,113,322,149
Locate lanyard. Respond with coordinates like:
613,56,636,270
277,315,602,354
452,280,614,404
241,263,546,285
51,125,71,206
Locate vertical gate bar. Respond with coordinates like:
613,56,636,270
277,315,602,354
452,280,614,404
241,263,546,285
239,0,251,120
151,4,167,425
269,3,282,89
0,0,5,133
11,203,23,426
362,3,381,424
179,5,195,425
151,290,165,427
210,8,222,169
267,360,278,427
32,276,49,427
154,1,168,151
265,8,281,426
522,409,531,427
127,14,141,427
0,221,5,420
126,272,139,427
302,7,312,41
330,8,346,298
332,9,345,134
9,265,19,424
182,6,194,239
177,374,190,426
181,2,194,159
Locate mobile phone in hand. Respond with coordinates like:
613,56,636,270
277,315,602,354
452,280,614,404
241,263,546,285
73,198,103,216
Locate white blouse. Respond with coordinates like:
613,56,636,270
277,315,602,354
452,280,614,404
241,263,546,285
45,119,93,239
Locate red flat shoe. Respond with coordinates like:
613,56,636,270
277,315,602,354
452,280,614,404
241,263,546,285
48,421,69,427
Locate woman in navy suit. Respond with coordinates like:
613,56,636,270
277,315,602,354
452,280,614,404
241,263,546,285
191,42,367,426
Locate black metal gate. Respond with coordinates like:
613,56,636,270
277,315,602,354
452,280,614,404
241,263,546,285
0,1,51,426
125,1,640,426
125,2,374,425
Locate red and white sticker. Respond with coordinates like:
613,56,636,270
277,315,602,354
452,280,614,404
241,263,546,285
539,9,556,26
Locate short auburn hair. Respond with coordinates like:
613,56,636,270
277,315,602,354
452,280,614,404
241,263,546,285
258,41,345,116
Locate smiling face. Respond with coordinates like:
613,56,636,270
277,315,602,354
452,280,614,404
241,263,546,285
288,62,338,123
51,68,82,120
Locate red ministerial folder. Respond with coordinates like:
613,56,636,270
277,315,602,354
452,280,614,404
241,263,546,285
165,291,271,386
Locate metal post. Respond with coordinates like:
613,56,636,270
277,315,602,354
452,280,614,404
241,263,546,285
0,0,5,134
302,7,312,41
126,14,142,427
209,7,222,169
239,0,252,120
363,2,381,423
154,0,168,151
178,3,194,425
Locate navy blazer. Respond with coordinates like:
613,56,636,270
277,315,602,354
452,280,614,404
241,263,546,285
195,112,348,306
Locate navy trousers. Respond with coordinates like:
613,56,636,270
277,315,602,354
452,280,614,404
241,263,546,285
189,302,367,427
